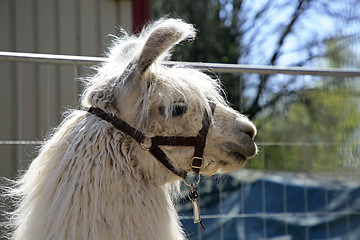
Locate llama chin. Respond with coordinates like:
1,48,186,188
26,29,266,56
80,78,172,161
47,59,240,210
8,18,257,240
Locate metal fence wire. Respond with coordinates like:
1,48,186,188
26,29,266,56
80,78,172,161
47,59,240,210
1,51,360,240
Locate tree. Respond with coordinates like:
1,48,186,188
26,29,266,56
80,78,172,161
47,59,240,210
249,36,360,173
152,0,244,112
152,0,360,172
152,0,360,119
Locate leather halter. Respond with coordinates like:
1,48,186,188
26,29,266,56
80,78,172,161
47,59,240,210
88,102,216,180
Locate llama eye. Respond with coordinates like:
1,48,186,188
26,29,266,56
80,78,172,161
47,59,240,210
158,103,188,117
170,104,188,117
158,106,165,116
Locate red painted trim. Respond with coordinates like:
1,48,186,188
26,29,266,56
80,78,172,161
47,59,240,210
132,0,151,34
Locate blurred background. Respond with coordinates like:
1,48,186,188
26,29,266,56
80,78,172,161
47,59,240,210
1,0,360,239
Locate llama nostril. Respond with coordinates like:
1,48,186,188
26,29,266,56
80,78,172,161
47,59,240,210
244,131,254,139
237,122,256,140
243,128,256,140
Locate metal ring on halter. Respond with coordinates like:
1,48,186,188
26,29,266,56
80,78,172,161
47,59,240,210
140,143,150,151
183,173,201,187
140,138,152,151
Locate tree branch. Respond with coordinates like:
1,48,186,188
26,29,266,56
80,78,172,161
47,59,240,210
246,0,310,119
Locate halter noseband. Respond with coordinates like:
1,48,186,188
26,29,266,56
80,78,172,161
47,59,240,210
88,102,216,180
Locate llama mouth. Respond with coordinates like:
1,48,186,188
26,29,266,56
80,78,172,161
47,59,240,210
217,150,247,173
224,151,246,164
221,141,257,162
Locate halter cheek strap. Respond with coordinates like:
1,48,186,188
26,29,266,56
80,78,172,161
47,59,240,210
88,102,216,180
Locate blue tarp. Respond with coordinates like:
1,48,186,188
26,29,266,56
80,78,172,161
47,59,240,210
178,171,360,240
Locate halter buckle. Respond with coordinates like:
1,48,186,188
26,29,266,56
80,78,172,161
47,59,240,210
191,157,203,169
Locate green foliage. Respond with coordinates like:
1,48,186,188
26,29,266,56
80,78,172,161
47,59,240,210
250,80,360,172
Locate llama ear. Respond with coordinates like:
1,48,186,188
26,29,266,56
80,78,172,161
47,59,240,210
136,19,196,75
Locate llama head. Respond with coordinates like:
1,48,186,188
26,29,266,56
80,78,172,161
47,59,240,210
82,18,257,182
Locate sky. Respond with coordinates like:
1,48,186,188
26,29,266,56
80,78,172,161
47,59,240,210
219,0,360,68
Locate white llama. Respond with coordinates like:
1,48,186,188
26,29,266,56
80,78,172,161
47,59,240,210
9,18,257,240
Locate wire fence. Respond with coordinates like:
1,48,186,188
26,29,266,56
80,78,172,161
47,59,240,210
1,51,360,240
1,51,360,76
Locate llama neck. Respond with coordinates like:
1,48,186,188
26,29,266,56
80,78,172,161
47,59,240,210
12,112,185,240
84,174,185,240
15,148,185,240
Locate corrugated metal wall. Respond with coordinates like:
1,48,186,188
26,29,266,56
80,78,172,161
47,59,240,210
0,0,132,178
